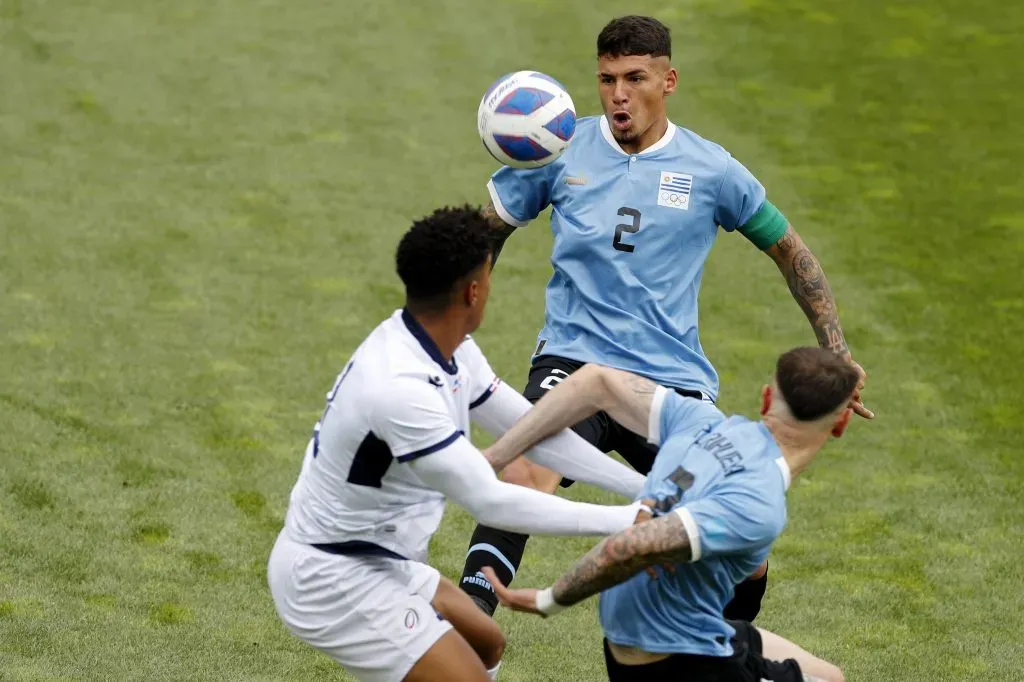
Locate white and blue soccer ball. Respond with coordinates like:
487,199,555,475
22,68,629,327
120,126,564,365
477,70,576,169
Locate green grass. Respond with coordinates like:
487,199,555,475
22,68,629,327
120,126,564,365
2,0,1022,679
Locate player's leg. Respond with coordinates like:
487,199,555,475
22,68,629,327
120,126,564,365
755,627,844,682
459,356,611,615
402,630,492,682
431,574,505,673
267,534,468,682
728,620,843,682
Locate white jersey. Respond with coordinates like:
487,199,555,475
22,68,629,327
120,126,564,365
283,309,501,563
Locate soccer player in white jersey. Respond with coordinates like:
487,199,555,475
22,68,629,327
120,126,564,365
267,206,652,682
460,15,872,622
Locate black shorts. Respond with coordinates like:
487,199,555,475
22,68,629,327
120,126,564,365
603,620,802,682
523,355,707,484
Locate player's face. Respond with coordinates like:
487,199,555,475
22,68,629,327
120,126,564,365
597,55,677,150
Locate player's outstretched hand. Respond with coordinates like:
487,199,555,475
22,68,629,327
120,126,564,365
480,567,546,617
847,359,873,420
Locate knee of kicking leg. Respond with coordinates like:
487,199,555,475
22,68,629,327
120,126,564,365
826,664,845,682
499,458,560,492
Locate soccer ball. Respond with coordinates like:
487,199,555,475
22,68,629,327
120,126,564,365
477,71,576,169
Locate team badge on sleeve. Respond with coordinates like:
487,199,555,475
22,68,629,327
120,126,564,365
657,171,693,211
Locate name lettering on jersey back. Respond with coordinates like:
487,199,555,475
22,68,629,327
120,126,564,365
700,432,745,476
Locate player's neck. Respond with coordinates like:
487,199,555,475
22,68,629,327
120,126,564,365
763,417,827,480
619,116,669,155
409,310,466,364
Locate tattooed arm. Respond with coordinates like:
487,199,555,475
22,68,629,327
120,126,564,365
766,226,872,419
483,200,518,268
766,226,848,355
481,509,693,615
484,364,661,472
550,509,692,606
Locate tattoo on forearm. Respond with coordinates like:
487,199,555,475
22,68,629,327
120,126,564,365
774,229,849,356
551,513,691,606
483,202,517,268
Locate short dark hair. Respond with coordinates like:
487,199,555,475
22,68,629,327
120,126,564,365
395,205,491,312
775,347,860,421
597,16,671,59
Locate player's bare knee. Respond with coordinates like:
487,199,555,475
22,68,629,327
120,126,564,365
478,620,505,668
826,663,845,682
807,662,844,682
498,457,538,488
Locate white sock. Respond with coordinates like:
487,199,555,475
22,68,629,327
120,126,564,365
487,660,502,680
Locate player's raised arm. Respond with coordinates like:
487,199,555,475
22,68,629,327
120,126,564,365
715,155,871,420
764,226,871,419
482,200,517,268
484,365,665,471
469,377,646,499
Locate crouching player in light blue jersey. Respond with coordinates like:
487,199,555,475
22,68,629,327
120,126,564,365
480,347,857,681
460,14,871,623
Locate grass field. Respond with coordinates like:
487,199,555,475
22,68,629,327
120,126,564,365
2,0,1023,679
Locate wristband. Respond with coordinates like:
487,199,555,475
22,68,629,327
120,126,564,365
535,587,568,616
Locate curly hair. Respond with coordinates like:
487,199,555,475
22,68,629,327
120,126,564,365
775,347,860,421
395,205,492,312
597,16,671,59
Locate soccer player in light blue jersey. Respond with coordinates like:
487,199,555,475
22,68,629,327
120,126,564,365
479,347,856,681
460,15,871,622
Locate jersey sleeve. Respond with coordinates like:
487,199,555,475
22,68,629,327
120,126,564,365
369,376,462,462
648,389,723,446
457,336,502,410
487,163,560,228
714,155,767,233
674,482,785,561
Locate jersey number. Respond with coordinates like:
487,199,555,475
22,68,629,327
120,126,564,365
312,361,353,458
612,207,641,253
653,465,696,514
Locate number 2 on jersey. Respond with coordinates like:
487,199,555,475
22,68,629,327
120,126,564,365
613,207,641,253
312,361,353,458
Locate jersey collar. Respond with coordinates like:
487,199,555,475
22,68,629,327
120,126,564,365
775,457,792,491
401,308,458,375
599,115,677,157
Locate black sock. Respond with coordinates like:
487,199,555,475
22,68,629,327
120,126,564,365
459,524,530,616
723,567,769,622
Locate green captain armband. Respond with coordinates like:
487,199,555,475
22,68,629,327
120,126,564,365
736,200,789,250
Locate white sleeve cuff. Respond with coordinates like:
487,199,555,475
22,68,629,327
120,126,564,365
647,385,669,445
673,507,702,562
535,587,568,616
487,179,529,228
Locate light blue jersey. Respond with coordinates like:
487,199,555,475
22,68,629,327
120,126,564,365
598,390,790,657
489,116,784,399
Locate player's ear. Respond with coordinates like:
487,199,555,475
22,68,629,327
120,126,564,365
663,67,678,96
760,384,771,416
464,279,478,308
831,407,853,438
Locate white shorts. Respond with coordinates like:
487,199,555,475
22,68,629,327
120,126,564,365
267,530,453,682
